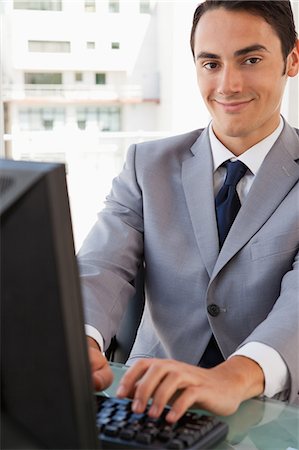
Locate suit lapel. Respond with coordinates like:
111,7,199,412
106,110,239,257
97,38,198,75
182,128,219,277
212,122,299,279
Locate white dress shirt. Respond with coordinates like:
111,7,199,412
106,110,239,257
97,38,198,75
86,117,289,399
209,117,289,398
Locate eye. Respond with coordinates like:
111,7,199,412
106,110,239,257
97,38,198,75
243,57,261,65
203,62,219,70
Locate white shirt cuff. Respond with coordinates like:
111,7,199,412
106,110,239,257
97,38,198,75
231,342,290,398
85,324,104,352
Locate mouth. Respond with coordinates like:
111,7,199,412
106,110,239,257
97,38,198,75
214,99,253,113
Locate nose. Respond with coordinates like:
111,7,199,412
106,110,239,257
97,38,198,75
217,66,243,96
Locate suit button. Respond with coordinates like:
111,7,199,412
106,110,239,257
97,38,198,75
207,304,220,317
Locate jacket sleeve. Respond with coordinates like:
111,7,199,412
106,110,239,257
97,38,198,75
77,144,144,350
240,247,299,403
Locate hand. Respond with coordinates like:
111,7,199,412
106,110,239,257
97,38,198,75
225,398,265,445
116,356,264,423
87,337,114,391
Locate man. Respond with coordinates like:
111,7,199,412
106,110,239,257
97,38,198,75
78,0,299,423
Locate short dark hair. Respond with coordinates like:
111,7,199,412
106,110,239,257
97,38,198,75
190,0,297,62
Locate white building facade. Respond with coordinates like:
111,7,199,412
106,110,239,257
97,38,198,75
1,0,298,247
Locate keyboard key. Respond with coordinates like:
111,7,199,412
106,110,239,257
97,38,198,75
178,432,197,446
166,439,185,449
95,395,228,449
119,428,135,440
103,425,119,437
136,432,153,444
158,429,175,441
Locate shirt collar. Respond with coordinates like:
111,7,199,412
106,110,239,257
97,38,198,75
209,117,284,175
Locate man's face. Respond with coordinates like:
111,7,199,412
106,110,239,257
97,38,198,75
193,8,298,153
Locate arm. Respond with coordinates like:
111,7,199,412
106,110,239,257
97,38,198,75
116,355,264,422
78,143,144,351
78,145,144,389
237,247,299,402
232,342,289,398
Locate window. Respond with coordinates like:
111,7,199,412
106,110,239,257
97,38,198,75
95,73,106,85
13,0,62,10
75,72,83,82
28,40,70,53
140,1,151,14
111,42,120,50
86,41,96,50
109,1,119,13
19,107,65,131
84,0,96,12
76,107,121,131
24,72,62,84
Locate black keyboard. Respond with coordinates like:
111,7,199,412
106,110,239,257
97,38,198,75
95,395,228,449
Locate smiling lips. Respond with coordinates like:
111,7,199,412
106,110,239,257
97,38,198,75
215,99,254,112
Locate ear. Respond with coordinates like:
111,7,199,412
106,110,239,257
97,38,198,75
286,39,299,77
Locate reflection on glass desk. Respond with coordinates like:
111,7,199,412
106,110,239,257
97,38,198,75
103,362,299,450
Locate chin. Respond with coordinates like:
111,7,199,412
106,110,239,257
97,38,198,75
218,125,249,138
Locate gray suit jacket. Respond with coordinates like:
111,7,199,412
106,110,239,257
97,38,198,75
78,120,299,402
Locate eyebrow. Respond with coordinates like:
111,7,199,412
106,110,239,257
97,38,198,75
196,44,269,60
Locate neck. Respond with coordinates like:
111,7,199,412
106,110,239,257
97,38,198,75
212,118,281,156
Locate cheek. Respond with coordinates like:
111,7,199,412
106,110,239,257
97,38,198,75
245,70,285,96
196,74,213,98
256,80,285,105
196,71,203,89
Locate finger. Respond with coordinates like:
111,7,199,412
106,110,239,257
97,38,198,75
116,358,153,398
147,372,183,418
166,387,201,423
147,363,204,418
131,362,170,413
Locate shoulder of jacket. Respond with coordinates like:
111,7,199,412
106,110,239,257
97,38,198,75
134,128,205,151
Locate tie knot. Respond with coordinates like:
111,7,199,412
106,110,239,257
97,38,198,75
224,160,247,186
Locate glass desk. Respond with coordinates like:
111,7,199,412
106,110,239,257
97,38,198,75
103,362,299,450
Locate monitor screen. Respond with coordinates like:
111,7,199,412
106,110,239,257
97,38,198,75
0,159,98,449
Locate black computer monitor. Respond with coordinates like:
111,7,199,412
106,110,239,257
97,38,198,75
0,159,99,449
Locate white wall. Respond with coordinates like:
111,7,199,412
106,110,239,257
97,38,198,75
281,0,299,127
158,1,210,133
159,0,299,133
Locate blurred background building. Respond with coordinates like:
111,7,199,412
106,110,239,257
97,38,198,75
1,0,298,248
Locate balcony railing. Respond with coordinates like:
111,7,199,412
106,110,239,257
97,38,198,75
2,83,160,103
